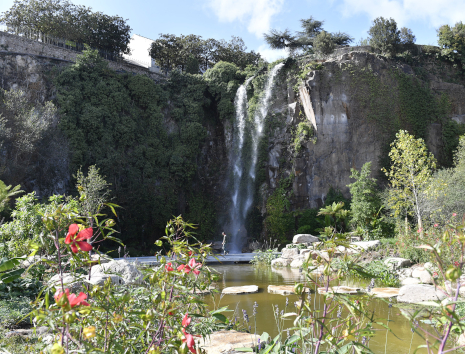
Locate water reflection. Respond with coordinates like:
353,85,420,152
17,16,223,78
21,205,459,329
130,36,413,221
207,264,428,354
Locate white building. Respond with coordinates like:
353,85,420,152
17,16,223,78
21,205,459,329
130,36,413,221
123,34,162,73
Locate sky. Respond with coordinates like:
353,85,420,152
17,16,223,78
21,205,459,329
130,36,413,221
1,0,464,62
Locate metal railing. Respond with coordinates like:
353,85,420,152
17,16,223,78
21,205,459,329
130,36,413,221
0,23,121,62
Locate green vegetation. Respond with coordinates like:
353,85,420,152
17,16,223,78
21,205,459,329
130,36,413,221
293,121,315,153
264,16,352,55
150,34,261,72
367,17,415,56
0,0,131,54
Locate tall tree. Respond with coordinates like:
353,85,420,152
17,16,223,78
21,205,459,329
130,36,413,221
383,130,436,236
437,22,465,68
367,17,412,56
347,162,381,229
0,0,131,54
264,16,352,54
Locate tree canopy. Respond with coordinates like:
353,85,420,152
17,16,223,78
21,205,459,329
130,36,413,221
437,22,465,68
149,34,261,72
0,0,131,54
368,17,415,56
263,16,353,55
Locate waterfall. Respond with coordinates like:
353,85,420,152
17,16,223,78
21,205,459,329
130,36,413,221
227,63,284,252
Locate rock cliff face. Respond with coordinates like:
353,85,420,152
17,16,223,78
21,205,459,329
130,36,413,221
2,48,465,245
258,51,465,215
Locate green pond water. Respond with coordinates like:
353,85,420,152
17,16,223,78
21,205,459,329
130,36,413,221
207,264,429,354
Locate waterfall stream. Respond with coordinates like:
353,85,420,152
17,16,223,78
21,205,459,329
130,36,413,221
227,63,284,252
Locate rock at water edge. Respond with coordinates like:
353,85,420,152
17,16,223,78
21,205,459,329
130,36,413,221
411,267,425,279
268,285,310,295
318,286,362,295
384,257,411,270
271,258,292,268
397,284,446,303
222,285,259,295
281,248,299,259
197,330,259,354
290,256,305,268
401,277,422,286
293,234,319,244
369,288,400,298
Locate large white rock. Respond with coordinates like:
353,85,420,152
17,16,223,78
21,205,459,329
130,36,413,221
351,240,381,252
412,267,425,278
91,259,143,285
268,285,310,295
197,330,259,354
419,270,433,284
281,248,299,259
222,285,258,295
290,256,305,268
397,268,413,280
292,234,319,244
48,273,87,292
397,284,446,303
271,257,292,268
384,257,411,270
401,277,422,285
87,273,124,286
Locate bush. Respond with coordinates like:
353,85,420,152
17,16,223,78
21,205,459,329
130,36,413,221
0,297,32,328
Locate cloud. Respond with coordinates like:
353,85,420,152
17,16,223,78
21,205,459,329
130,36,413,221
257,44,287,62
206,0,285,37
339,0,465,27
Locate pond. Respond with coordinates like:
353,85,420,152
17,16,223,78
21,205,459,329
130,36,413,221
207,264,428,354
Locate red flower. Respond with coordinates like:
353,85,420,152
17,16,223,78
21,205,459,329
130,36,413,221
65,224,93,253
182,313,192,327
433,272,438,278
182,328,197,354
165,262,174,272
177,264,191,273
434,224,438,227
188,258,202,277
455,261,460,267
54,288,90,308
453,213,457,217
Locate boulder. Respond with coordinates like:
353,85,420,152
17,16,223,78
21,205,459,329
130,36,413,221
271,258,292,268
412,267,425,278
268,285,310,295
290,256,305,268
369,287,400,298
91,260,143,285
48,273,87,292
401,277,422,285
317,286,362,295
397,284,446,303
87,273,124,286
222,285,259,295
419,270,433,284
281,248,299,259
5,326,49,338
197,330,259,354
397,268,413,279
351,240,381,252
292,234,319,244
384,257,411,270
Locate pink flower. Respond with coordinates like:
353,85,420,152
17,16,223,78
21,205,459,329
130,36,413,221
453,213,457,217
433,272,438,278
65,224,93,253
434,224,438,227
54,288,90,308
455,261,460,267
165,263,174,272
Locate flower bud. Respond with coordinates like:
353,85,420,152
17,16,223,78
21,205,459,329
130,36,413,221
83,326,96,339
51,343,65,354
294,283,304,295
446,266,462,281
64,310,77,323
146,309,156,320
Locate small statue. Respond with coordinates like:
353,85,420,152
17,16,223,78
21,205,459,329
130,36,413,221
222,232,227,255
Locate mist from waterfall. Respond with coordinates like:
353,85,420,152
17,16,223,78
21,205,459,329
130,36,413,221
227,63,284,252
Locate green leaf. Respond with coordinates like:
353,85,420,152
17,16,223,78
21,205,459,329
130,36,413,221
234,348,254,352
155,240,162,247
212,313,227,323
0,257,21,272
0,268,24,283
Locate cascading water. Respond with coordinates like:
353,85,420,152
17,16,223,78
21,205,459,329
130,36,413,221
227,63,284,252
